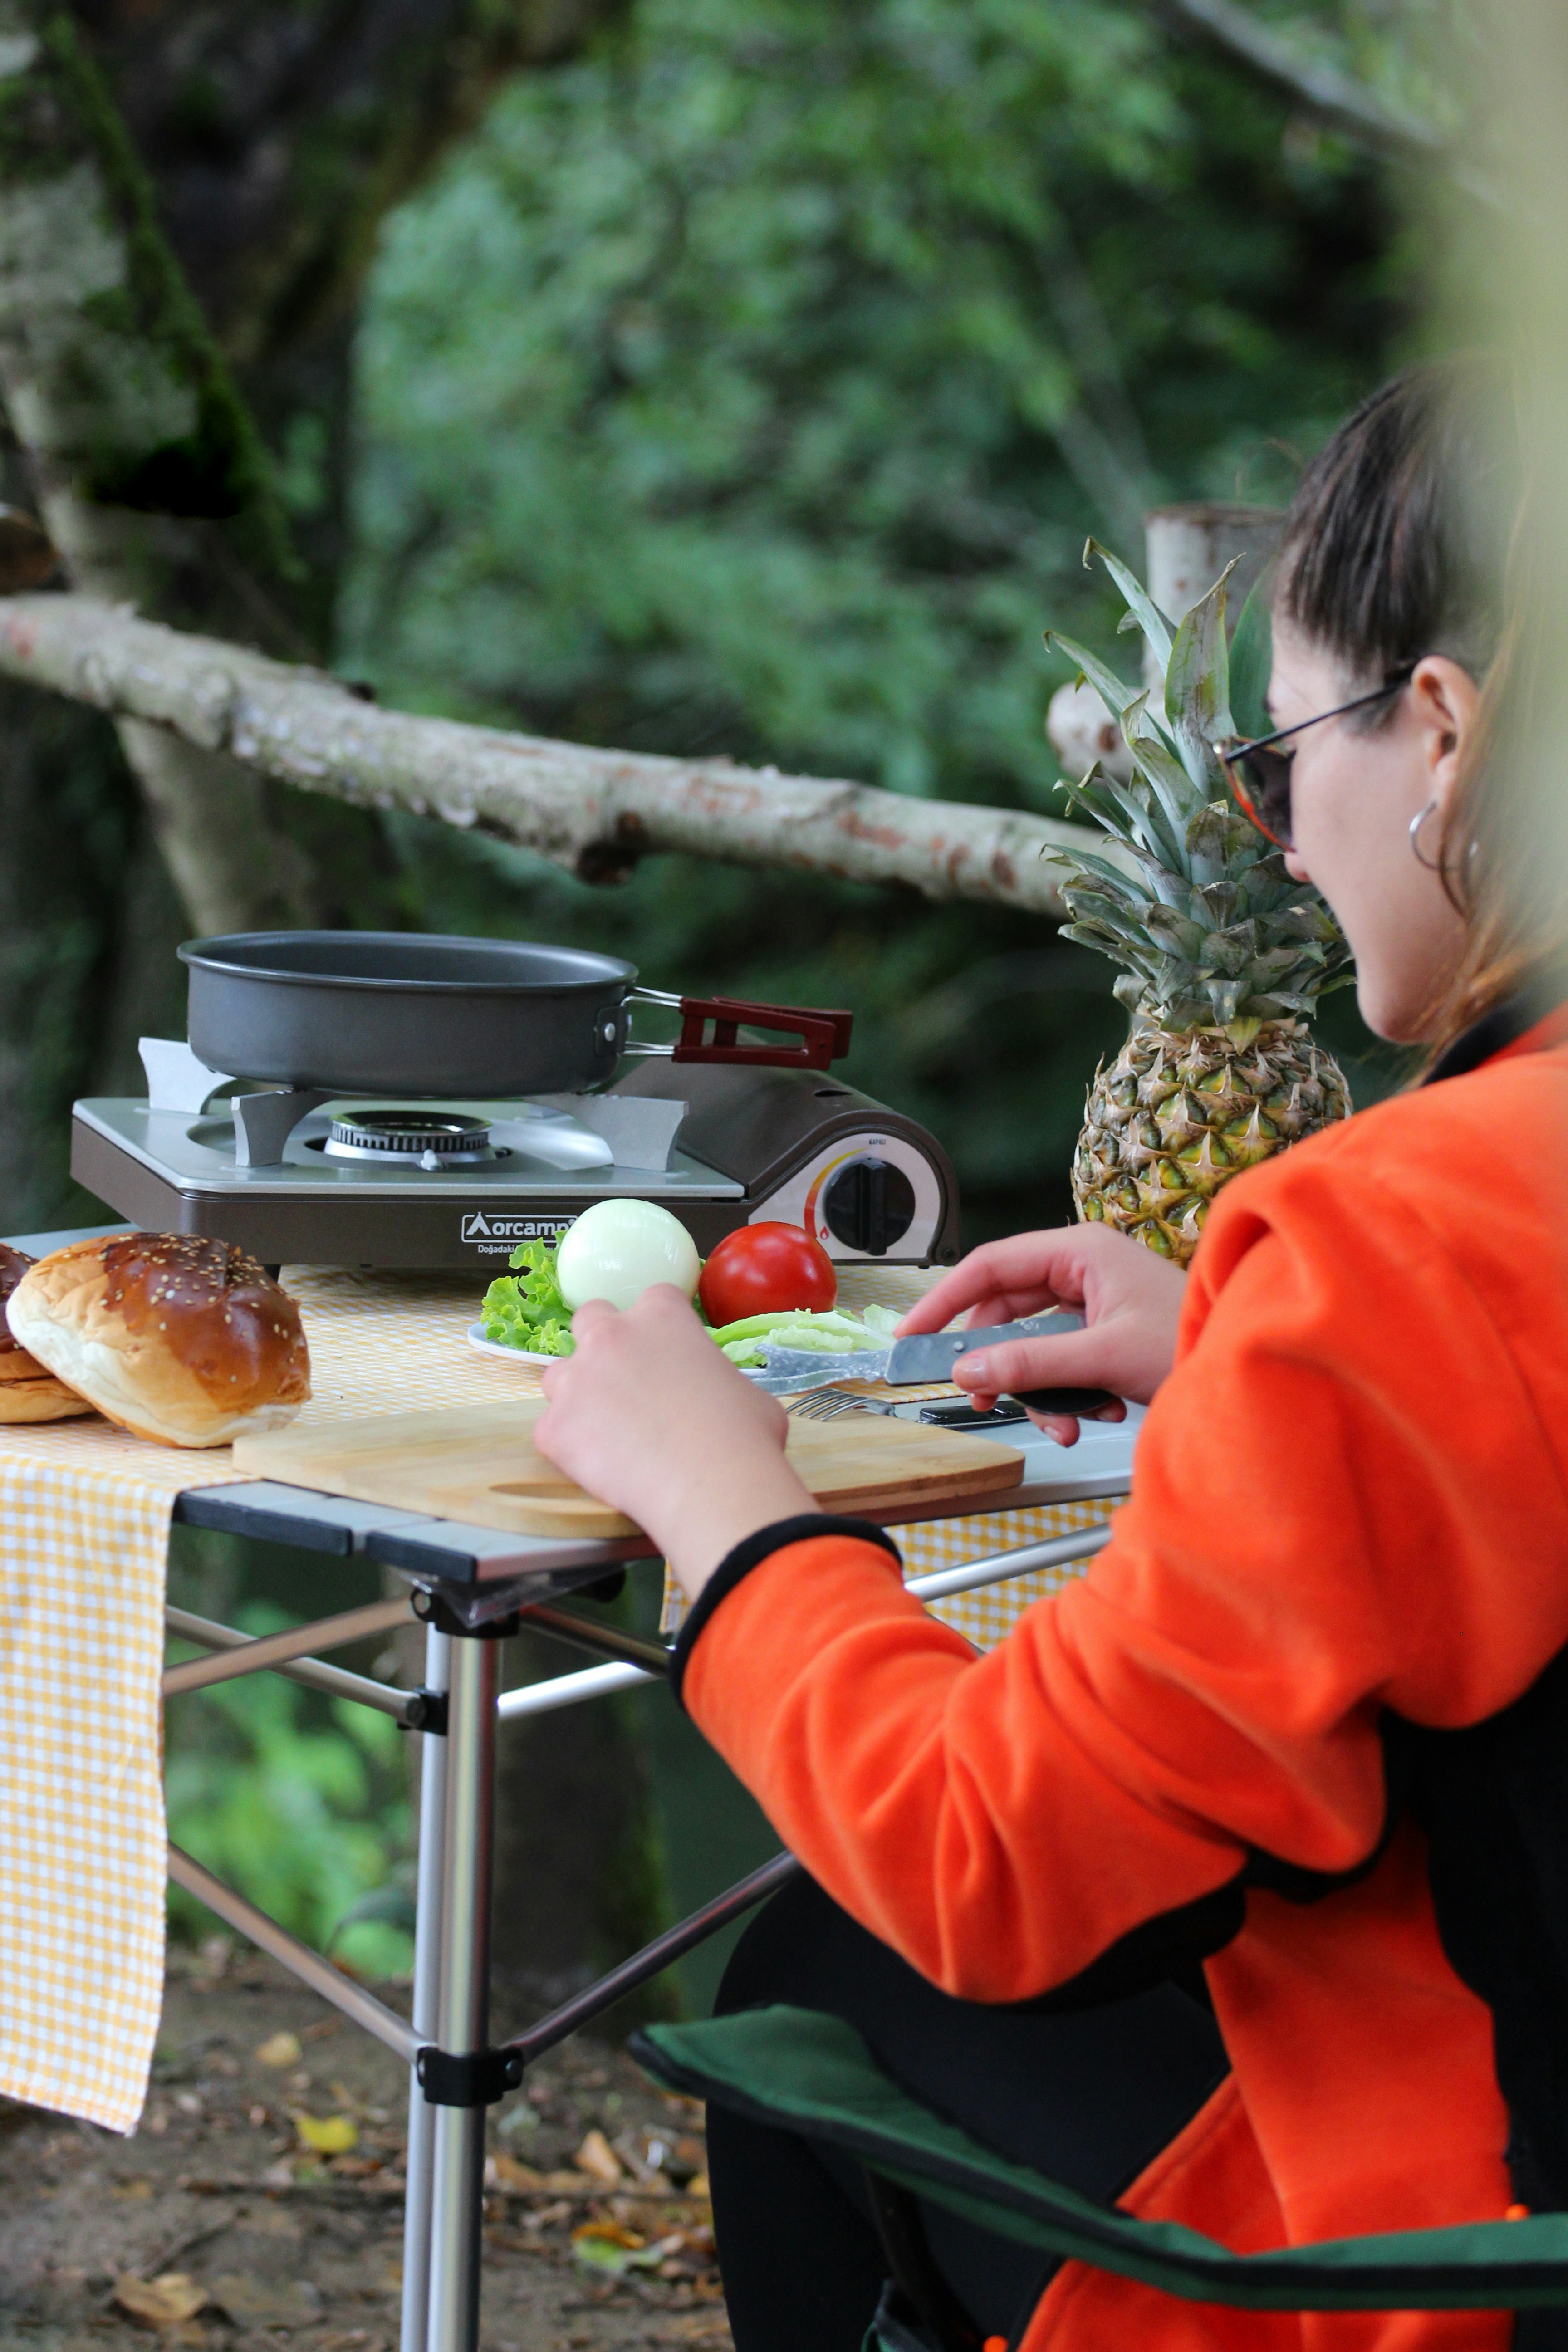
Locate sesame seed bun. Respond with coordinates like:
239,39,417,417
0,1372,97,1422
7,1235,310,1448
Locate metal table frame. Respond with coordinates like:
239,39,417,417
158,1450,1126,2352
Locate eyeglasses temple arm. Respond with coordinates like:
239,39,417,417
1225,663,1418,760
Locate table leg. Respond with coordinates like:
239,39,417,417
400,1623,451,2352
425,1633,500,2352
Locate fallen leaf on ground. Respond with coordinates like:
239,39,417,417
295,2112,358,2154
573,2221,646,2250
112,2273,209,2328
687,2171,711,2200
488,2152,548,2192
629,2123,706,2183
572,2218,666,2272
112,2176,154,2200
254,2031,301,2068
574,2127,623,2185
210,2274,322,2327
645,2225,715,2278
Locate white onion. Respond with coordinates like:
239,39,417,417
555,1198,701,1313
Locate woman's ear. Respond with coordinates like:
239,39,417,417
1410,656,1482,817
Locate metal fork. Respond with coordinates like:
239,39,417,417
785,1387,901,1421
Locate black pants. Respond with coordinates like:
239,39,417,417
707,1873,1230,2352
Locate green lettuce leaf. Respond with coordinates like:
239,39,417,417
480,1240,577,1354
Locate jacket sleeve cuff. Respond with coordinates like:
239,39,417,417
670,1514,903,1710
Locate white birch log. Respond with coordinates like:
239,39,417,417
1045,677,1136,785
1144,501,1283,630
0,593,1116,919
1142,502,1283,694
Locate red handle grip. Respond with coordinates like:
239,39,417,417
672,997,853,1071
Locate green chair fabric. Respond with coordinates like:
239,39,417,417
632,2006,1568,2313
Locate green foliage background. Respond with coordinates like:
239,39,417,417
165,1543,418,1979
346,0,1393,797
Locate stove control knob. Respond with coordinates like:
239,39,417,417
821,1156,916,1257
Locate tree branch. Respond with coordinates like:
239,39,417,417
1154,0,1495,201
0,595,1118,921
75,0,627,372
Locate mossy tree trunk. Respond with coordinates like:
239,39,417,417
0,2,316,934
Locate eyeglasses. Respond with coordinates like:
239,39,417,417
1216,665,1416,850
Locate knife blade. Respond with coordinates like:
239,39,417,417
755,1310,1117,1415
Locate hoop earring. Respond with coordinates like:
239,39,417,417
1409,798,1443,872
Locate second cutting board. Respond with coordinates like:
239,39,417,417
232,1396,1023,1539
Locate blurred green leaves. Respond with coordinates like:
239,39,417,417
344,0,1395,811
165,1604,414,1979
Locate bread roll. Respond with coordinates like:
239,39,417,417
0,1242,94,1422
8,1235,310,1447
0,1374,98,1423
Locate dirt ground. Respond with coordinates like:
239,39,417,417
0,1940,731,2352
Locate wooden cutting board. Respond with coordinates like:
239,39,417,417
232,1396,1024,1539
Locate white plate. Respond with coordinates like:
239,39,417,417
466,1318,780,1379
466,1322,562,1368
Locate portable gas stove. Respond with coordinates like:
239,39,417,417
73,1045,962,1273
71,932,962,1270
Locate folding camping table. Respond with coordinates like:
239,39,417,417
158,1421,1132,2352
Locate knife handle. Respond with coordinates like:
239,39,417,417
1007,1385,1118,1415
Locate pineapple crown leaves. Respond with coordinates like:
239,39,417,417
1045,539,1353,1036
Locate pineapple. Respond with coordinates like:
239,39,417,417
1049,540,1353,1264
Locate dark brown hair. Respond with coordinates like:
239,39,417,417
1280,357,1517,688
1275,358,1566,1056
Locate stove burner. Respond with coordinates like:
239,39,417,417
323,1110,500,1169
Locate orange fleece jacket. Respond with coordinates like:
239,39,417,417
682,1018,1568,2352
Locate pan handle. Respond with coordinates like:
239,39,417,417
623,991,853,1072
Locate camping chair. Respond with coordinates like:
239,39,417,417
632,2004,1568,2352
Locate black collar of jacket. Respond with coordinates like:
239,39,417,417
1422,961,1568,1087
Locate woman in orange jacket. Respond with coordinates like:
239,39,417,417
535,358,1568,2352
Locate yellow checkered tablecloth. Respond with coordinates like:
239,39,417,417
0,1259,1125,2132
0,1460,186,2134
0,1265,571,2133
658,1494,1118,1648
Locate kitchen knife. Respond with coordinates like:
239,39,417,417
755,1310,1116,1415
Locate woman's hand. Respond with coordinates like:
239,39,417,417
897,1225,1188,1443
532,1285,816,1602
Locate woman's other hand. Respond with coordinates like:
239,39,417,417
897,1225,1187,1443
532,1285,815,1601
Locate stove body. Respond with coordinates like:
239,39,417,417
73,1059,961,1274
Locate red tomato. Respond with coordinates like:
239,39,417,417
699,1222,837,1326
